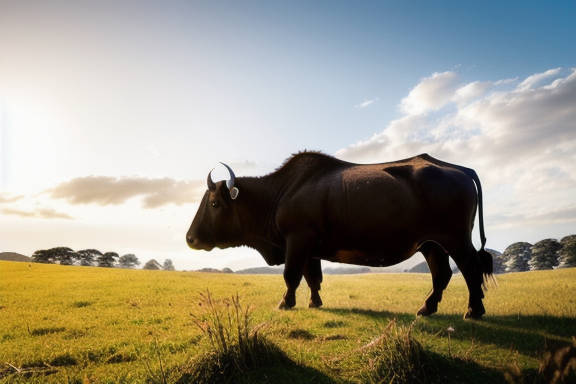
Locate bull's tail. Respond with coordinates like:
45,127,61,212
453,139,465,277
464,168,496,288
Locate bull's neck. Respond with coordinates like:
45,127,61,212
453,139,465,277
234,176,287,257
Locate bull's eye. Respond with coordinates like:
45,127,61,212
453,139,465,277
211,200,220,208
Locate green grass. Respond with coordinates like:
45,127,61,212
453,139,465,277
0,261,575,383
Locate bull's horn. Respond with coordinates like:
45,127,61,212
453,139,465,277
220,163,236,190
220,163,239,200
207,168,216,191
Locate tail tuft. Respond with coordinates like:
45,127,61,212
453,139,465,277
479,248,497,289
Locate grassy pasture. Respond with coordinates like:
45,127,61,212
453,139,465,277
0,260,575,383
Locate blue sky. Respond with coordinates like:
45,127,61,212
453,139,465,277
1,1,575,270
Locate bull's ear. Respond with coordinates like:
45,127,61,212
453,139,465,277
229,187,239,200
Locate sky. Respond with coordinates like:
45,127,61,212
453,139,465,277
1,0,575,271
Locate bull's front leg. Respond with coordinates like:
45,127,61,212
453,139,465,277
303,257,323,308
278,233,314,310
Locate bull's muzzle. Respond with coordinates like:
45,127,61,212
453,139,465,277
186,233,213,251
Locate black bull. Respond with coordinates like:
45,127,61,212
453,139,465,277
186,152,493,319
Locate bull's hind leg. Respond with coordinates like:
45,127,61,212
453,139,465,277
450,241,486,319
303,258,323,308
417,242,452,316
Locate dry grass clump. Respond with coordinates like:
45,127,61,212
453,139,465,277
348,320,493,384
177,290,288,384
358,321,431,384
506,336,576,384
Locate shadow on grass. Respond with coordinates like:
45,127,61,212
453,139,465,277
236,359,337,384
325,319,504,384
321,307,414,323
420,313,576,358
323,307,576,358
410,348,503,384
176,341,337,384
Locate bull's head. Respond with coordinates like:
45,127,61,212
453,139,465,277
186,163,241,251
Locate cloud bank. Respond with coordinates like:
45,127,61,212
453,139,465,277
0,193,74,219
2,164,266,220
48,176,206,208
337,68,576,227
1,206,75,220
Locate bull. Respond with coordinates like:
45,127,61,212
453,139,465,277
186,151,493,319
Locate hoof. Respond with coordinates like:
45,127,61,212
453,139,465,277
416,305,436,317
463,308,484,320
416,308,430,317
309,299,323,308
277,299,295,310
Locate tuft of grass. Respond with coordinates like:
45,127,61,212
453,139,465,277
70,301,93,308
288,329,316,340
349,320,498,384
323,320,347,328
505,336,576,384
359,320,431,384
49,352,78,367
29,326,66,336
180,290,285,383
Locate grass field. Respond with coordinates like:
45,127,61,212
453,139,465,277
1,260,575,383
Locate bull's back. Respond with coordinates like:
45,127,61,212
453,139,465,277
331,156,477,235
339,164,420,229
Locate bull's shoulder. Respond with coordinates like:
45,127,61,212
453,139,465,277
278,151,346,169
272,151,350,180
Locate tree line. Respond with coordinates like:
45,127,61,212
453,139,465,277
31,247,175,270
491,234,576,273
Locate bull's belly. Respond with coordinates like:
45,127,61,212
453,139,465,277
317,247,417,267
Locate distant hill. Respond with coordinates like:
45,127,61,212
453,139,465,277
323,266,370,275
195,268,233,274
234,265,371,275
0,252,31,262
235,266,284,275
407,261,430,273
406,261,461,274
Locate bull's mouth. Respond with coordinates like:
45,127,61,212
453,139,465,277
186,238,214,252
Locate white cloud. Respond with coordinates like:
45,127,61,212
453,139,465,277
400,71,459,115
355,98,379,108
337,68,576,235
516,67,562,91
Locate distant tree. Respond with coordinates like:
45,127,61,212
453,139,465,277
50,247,76,265
163,259,175,271
31,249,54,264
503,242,532,273
118,254,140,269
97,252,118,268
487,249,505,274
528,239,562,271
557,235,576,269
222,268,233,274
143,259,162,270
77,249,102,266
